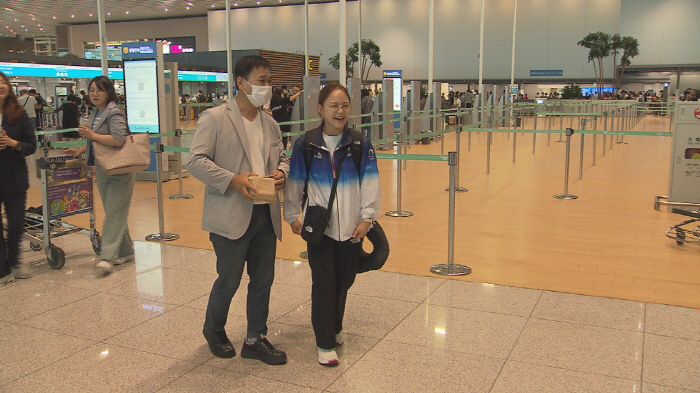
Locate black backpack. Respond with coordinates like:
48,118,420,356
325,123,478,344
301,128,389,273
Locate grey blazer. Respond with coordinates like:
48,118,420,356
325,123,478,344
187,100,290,241
85,101,127,166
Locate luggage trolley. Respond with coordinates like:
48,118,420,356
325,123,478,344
665,208,700,245
27,154,101,269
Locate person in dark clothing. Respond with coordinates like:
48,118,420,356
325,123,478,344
0,71,38,286
55,94,81,138
270,86,302,150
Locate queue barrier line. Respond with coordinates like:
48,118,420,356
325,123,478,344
459,127,672,137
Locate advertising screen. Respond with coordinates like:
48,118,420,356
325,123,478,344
123,60,159,133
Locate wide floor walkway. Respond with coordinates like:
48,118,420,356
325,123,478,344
1,236,698,392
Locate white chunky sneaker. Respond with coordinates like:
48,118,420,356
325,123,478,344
96,260,112,273
335,332,344,347
12,262,31,279
317,348,339,367
1,273,16,287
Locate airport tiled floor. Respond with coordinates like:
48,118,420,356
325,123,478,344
1,234,699,393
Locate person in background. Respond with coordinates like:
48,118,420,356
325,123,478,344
0,71,38,285
284,82,381,367
463,90,473,108
62,76,135,273
270,85,302,150
17,89,38,131
54,94,81,138
29,89,46,130
360,89,374,139
188,55,289,365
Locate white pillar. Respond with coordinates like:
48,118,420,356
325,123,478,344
226,0,233,95
96,0,108,76
478,0,485,106
510,0,517,100
358,0,362,83
339,0,347,86
305,0,309,77
428,0,434,95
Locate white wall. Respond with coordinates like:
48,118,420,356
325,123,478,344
209,0,623,82
68,17,209,55
620,0,700,66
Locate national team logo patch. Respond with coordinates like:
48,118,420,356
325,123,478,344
368,148,376,160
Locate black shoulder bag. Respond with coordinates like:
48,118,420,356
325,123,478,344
300,143,348,245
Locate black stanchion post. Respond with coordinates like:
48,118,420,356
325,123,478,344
146,142,180,242
169,129,193,200
554,128,578,200
430,151,471,276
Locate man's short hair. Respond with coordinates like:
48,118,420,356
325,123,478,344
234,55,271,82
28,89,37,94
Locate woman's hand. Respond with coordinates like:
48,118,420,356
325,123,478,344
62,148,81,158
352,221,371,240
77,125,96,140
0,133,18,148
290,220,302,235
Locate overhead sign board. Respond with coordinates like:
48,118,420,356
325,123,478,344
121,41,159,60
383,70,402,78
530,70,563,77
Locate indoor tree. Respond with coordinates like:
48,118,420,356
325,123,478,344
329,39,382,82
578,32,611,96
616,36,640,89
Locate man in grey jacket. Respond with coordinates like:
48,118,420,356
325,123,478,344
188,56,290,365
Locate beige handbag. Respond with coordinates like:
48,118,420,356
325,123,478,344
92,133,151,175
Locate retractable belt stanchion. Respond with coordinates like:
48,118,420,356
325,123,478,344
385,130,413,217
486,116,492,175
446,125,467,192
592,116,597,166
512,112,517,163
554,128,578,200
602,111,607,157
169,129,193,200
146,142,180,242
579,119,586,180
556,112,565,143
430,151,471,276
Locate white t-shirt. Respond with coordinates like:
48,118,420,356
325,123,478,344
323,133,343,163
243,113,267,204
20,95,37,118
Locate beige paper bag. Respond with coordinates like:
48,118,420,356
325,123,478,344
248,176,278,203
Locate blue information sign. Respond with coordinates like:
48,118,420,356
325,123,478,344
383,70,402,78
530,70,563,77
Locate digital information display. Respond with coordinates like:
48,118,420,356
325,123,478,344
383,70,403,111
123,60,159,133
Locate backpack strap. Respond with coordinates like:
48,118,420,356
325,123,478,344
301,129,316,209
302,127,365,208
348,129,364,177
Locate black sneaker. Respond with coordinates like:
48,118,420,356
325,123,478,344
241,335,287,365
202,328,236,358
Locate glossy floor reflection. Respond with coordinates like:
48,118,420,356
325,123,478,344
1,235,699,393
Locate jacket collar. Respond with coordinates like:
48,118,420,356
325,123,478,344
89,101,117,131
225,98,271,166
309,123,354,151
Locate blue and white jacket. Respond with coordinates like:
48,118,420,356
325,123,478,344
283,126,381,242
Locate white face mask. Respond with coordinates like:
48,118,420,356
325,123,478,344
242,78,272,108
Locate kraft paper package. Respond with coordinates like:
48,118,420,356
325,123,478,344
248,176,278,203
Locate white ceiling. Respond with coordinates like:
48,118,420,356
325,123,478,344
0,0,339,38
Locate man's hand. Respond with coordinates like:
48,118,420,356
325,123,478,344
271,170,286,191
290,220,302,235
230,172,258,200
